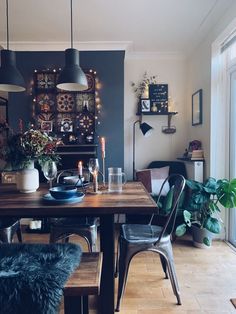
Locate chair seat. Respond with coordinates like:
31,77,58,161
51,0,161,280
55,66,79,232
51,217,97,227
121,224,168,244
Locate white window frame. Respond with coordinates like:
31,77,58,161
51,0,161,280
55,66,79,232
211,18,236,240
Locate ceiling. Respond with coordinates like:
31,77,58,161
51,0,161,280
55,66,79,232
0,0,234,55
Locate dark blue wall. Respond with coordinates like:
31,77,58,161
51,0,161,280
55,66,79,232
8,51,124,174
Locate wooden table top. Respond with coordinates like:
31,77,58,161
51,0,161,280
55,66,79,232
0,182,157,217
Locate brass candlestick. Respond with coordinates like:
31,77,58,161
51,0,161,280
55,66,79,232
93,172,98,193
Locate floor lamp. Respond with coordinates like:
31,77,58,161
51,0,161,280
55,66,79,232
133,119,153,180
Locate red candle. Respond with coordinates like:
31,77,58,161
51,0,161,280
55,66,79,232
78,161,83,176
101,137,105,158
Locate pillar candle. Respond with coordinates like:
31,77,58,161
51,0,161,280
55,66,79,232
101,137,105,158
78,161,83,177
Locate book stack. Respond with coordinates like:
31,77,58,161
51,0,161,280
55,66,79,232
190,150,204,160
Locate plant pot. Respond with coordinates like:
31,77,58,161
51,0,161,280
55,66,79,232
16,160,39,193
191,224,213,249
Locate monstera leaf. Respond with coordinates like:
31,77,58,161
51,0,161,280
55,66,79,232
217,179,236,208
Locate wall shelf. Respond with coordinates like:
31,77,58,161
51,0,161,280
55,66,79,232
139,111,178,116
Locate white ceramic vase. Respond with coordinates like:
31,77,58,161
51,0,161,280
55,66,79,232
16,160,39,193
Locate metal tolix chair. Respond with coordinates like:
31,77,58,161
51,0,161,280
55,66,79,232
0,218,22,243
115,174,185,312
49,169,98,252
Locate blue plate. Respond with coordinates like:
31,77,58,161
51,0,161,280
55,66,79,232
42,192,85,204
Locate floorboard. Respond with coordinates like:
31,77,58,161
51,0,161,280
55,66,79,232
21,228,236,314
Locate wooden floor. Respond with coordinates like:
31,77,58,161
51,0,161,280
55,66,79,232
22,229,236,314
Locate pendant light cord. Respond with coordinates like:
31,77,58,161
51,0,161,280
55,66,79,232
6,0,9,50
70,0,73,49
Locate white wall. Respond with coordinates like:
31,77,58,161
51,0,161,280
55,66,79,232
186,2,236,178
124,53,188,180
187,3,236,238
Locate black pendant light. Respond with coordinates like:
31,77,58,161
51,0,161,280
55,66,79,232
0,0,25,92
57,0,88,91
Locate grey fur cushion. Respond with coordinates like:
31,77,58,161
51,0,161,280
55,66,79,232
0,243,82,314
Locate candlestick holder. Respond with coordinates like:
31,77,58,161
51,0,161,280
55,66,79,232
102,155,105,186
93,173,98,193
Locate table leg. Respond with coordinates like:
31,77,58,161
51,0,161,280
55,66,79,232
99,214,115,314
64,295,83,314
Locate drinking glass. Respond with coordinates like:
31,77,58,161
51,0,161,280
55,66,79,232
42,160,57,189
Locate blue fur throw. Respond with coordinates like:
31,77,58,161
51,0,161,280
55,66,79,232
0,243,82,314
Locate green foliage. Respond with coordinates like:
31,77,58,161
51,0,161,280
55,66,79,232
203,237,211,246
175,223,187,237
175,177,236,243
158,186,174,215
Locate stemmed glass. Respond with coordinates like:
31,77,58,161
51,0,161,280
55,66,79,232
42,160,57,189
88,158,99,192
88,158,99,175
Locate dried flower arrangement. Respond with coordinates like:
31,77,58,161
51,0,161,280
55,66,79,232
0,126,60,170
131,72,158,100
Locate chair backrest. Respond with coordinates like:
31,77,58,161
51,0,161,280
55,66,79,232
149,174,185,243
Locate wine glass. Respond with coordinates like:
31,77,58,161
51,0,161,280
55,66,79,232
88,158,99,176
42,160,57,189
88,158,99,192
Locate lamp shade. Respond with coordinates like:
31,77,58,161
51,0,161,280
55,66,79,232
0,49,26,92
140,122,153,137
57,48,88,91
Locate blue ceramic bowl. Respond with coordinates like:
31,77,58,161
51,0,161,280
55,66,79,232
49,186,77,199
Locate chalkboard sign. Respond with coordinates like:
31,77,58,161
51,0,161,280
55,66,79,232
149,84,168,114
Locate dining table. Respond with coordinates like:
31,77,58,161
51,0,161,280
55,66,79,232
0,181,157,314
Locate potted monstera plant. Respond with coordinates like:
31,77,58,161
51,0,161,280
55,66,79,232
175,177,236,247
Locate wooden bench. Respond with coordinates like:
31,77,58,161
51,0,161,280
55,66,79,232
64,252,102,314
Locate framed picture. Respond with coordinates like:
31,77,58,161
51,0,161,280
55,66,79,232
41,120,53,132
60,118,73,132
192,89,202,126
141,99,150,112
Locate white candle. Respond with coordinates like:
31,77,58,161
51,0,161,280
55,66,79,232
78,161,83,176
101,137,105,158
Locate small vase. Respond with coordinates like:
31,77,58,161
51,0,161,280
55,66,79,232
16,160,39,193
